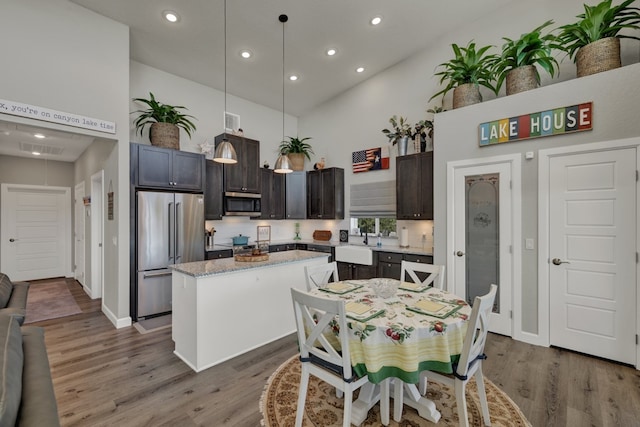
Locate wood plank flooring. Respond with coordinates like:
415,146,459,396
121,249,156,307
33,278,640,426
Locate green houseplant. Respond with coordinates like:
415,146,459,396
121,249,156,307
556,0,640,77
132,92,197,149
414,106,445,151
429,41,499,109
278,136,314,171
493,20,560,95
382,115,412,155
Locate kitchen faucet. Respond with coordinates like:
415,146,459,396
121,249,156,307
361,229,369,246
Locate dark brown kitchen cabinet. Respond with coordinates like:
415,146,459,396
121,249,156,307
377,250,433,282
307,167,344,219
204,160,224,220
205,249,233,260
337,262,377,280
259,169,285,219
396,152,433,220
132,143,204,191
215,133,260,194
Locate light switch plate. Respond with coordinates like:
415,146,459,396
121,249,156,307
525,238,534,250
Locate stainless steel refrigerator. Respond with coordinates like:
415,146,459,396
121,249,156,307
136,191,204,319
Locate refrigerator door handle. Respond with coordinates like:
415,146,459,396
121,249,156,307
175,202,182,261
168,202,175,261
143,270,172,278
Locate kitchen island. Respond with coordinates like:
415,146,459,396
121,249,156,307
170,250,329,372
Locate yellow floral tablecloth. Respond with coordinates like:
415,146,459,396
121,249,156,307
310,279,471,384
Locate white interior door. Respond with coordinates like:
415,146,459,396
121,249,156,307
74,182,85,286
0,184,70,281
549,148,636,364
450,161,515,336
90,171,104,299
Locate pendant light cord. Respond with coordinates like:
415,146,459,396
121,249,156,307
279,14,288,145
224,0,227,126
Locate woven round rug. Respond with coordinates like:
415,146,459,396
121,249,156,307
260,355,531,426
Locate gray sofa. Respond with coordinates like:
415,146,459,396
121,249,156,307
0,273,29,325
0,314,60,426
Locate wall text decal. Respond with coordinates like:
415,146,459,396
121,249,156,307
479,102,592,146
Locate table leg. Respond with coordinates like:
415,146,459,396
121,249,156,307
391,380,441,423
350,382,380,426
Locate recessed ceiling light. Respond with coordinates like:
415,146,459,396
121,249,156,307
163,10,180,23
32,151,41,156
240,50,252,59
34,133,45,139
370,16,382,26
289,75,298,81
356,67,365,73
326,48,337,56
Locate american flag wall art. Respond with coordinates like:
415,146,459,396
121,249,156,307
352,146,390,173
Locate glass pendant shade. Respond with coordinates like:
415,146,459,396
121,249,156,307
213,138,237,164
274,153,292,173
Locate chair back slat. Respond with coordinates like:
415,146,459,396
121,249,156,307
455,284,497,377
304,262,340,290
400,261,445,290
291,287,353,379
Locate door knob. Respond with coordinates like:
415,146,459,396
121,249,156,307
552,258,570,265
456,251,464,257
9,238,17,242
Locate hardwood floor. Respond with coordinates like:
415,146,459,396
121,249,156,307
35,279,640,426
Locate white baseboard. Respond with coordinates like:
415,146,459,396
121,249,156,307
102,303,132,329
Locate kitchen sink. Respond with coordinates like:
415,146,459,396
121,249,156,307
334,245,374,266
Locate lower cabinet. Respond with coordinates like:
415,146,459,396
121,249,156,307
205,249,233,260
337,262,377,280
377,251,433,281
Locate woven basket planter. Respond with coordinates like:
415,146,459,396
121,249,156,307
506,65,538,95
453,83,482,109
150,123,180,150
576,37,621,78
287,153,305,171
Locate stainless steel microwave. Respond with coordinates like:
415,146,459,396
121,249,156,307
224,192,261,216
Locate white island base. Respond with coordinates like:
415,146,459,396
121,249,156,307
171,250,329,372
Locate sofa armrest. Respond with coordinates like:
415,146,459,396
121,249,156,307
18,326,60,427
7,282,29,310
0,308,26,325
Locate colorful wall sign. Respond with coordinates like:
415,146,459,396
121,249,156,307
479,102,592,146
351,146,390,173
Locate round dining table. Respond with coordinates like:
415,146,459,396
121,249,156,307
308,278,472,425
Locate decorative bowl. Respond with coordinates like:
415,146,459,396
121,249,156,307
369,278,398,299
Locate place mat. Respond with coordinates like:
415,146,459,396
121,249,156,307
398,281,431,292
346,300,385,322
406,298,462,318
319,281,362,294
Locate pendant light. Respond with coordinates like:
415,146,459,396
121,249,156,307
274,14,292,174
213,0,238,164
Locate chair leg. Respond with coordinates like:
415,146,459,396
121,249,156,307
343,387,353,427
295,368,310,427
475,369,491,426
454,380,469,427
336,388,344,398
393,378,403,422
380,378,390,426
419,372,428,395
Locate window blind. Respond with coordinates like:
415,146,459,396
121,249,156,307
349,180,396,218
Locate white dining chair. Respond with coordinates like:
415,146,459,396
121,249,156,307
304,261,339,290
400,261,445,290
416,284,498,427
290,287,371,427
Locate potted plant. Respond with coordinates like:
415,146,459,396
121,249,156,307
278,136,314,171
382,115,412,155
429,41,499,109
132,92,197,150
556,0,640,77
493,20,560,95
414,106,445,151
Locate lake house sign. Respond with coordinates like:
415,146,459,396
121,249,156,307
479,102,592,146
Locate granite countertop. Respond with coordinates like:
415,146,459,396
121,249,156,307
171,249,329,278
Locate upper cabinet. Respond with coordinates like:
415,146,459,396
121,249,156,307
396,152,433,220
285,171,306,219
204,160,224,220
131,143,204,191
259,168,285,219
307,167,344,219
215,134,260,194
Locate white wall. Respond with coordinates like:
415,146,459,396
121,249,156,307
298,0,640,335
0,0,131,326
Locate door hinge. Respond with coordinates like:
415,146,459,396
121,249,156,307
509,245,513,254
636,252,638,264
636,334,638,345
636,170,638,182
509,180,512,190
510,310,513,319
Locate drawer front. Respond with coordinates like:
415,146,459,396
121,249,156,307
403,254,433,264
378,251,402,263
205,249,233,260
